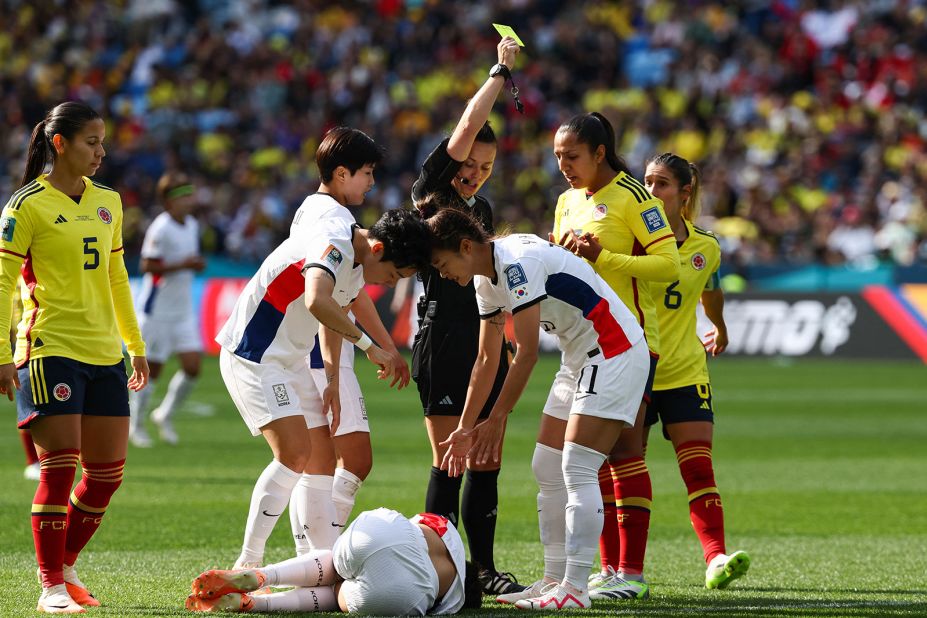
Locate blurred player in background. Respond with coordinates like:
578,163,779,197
0,100,149,613
642,152,750,589
432,209,650,611
410,35,525,596
186,508,481,615
215,201,429,573
551,112,679,601
129,172,205,447
286,128,408,553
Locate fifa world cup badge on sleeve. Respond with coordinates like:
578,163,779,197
641,206,667,233
323,245,343,268
1,216,15,242
505,263,529,299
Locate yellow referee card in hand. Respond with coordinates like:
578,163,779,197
492,23,525,46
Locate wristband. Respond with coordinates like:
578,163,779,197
355,333,373,351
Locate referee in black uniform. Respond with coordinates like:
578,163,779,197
410,36,525,597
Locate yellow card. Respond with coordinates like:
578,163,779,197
492,23,525,47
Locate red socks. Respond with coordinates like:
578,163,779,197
33,449,80,587
597,462,619,571
676,441,725,563
21,429,39,465
611,456,651,574
64,459,125,566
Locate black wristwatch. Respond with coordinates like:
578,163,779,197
489,63,511,80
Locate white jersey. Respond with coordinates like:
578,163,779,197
291,192,357,369
216,217,364,369
290,192,355,238
475,234,644,370
137,212,199,320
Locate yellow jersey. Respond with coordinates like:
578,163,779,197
0,174,144,366
651,220,721,390
553,171,679,356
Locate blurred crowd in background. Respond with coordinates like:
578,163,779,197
3,0,927,276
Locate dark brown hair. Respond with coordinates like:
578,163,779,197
21,101,101,188
315,127,383,183
647,152,702,221
557,112,630,174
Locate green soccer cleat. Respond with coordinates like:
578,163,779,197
588,574,650,601
191,569,266,599
705,550,751,590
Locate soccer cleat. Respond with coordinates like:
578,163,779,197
513,583,590,610
151,407,179,445
496,580,556,605
186,592,255,613
24,461,42,481
37,584,85,614
589,574,650,600
588,565,617,591
63,564,100,607
706,550,751,590
192,569,267,599
129,428,153,448
480,569,527,595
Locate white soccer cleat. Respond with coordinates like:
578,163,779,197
589,573,650,600
151,408,178,445
129,428,153,448
496,580,556,605
513,583,591,610
588,565,617,591
706,550,751,589
37,584,85,614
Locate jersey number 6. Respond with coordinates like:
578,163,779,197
664,281,681,310
83,237,99,270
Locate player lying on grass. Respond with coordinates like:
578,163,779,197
186,508,481,615
430,209,650,611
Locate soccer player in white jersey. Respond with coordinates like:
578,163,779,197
186,508,482,615
216,207,430,572
129,172,205,447
285,128,409,552
431,208,650,610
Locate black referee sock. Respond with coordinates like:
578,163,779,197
462,468,500,573
425,466,462,527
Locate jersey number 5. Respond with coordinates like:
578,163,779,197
664,281,681,310
83,237,99,270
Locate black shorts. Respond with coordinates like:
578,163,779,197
645,383,714,440
16,356,130,429
411,319,508,418
642,352,658,405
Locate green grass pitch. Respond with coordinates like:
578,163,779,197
1,355,925,616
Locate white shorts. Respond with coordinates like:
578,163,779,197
333,508,438,616
309,367,369,436
543,336,649,426
219,348,327,436
139,315,202,364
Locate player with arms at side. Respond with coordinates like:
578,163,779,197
433,209,650,611
410,35,524,596
186,508,482,615
215,206,429,573
129,171,205,447
550,112,679,601
286,127,408,552
0,101,149,613
642,152,750,589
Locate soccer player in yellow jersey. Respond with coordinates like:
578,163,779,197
0,101,149,614
642,152,750,590
550,112,679,601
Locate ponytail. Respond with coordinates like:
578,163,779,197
557,112,630,175
21,121,50,188
20,101,101,188
647,152,701,222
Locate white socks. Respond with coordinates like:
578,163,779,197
260,549,337,587
128,379,156,432
250,586,337,612
239,460,301,565
290,475,339,551
562,441,607,592
332,468,363,526
532,443,567,583
156,371,196,420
